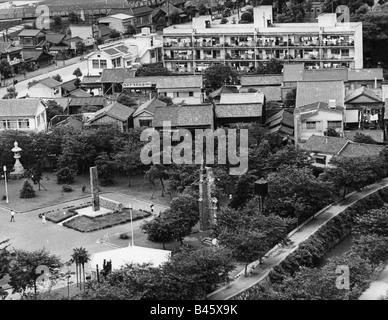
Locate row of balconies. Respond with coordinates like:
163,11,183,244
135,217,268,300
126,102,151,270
163,39,355,48
163,54,354,61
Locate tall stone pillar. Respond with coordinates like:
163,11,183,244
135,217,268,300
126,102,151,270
90,166,100,211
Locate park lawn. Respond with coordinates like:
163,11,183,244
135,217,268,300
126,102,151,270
63,209,151,232
1,172,171,212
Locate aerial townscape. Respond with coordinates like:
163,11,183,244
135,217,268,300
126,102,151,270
2,0,388,305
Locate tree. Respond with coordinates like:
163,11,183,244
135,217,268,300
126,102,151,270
284,88,296,108
0,58,12,80
322,156,385,198
352,234,388,268
56,167,76,184
76,41,86,55
52,15,63,28
124,24,136,36
145,164,169,197
73,67,83,78
109,29,121,39
353,132,378,144
3,86,17,99
20,180,36,198
354,205,388,237
52,74,62,83
95,152,115,186
136,62,172,76
156,94,173,106
156,17,166,31
68,11,80,23
256,58,283,74
0,240,11,300
8,248,62,298
203,63,238,91
265,165,335,222
240,11,253,22
217,203,291,276
30,163,43,190
169,10,181,24
141,216,175,249
45,100,63,122
113,128,145,186
116,93,137,107
70,247,90,291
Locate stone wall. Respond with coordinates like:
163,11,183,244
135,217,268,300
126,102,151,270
100,196,123,212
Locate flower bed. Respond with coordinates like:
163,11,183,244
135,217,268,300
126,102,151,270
63,208,152,232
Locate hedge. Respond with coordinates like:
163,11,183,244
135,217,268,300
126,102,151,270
234,186,388,299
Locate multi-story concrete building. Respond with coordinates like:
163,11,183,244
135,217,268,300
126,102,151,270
162,5,363,73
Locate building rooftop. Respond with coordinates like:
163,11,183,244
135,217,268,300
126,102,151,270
345,86,383,103
302,68,348,82
32,77,61,88
257,86,282,101
240,74,283,86
348,68,384,81
101,13,134,21
70,88,92,97
61,78,78,93
300,134,384,157
133,98,166,117
68,97,106,106
18,29,43,37
296,81,344,108
153,104,213,127
0,99,43,117
208,85,239,99
100,68,136,83
283,64,305,83
215,103,263,118
219,92,265,105
156,75,202,89
45,33,67,45
91,102,135,122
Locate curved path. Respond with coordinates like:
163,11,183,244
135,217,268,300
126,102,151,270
207,177,388,300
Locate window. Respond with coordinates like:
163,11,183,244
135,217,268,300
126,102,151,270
100,60,107,68
306,121,317,129
151,51,155,59
18,119,29,129
2,120,17,129
189,92,193,97
328,121,342,129
139,120,152,127
314,155,326,165
341,49,349,57
92,59,99,68
331,49,340,55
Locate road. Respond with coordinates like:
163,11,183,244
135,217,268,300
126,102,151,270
0,59,89,98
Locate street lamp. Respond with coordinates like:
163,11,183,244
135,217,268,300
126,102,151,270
128,202,134,246
3,165,8,203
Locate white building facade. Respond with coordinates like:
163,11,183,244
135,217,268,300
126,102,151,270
162,6,363,73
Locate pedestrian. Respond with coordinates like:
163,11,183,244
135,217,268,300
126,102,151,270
82,185,86,192
10,210,15,222
41,213,47,225
150,204,154,215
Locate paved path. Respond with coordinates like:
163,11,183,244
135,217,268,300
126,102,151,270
207,178,388,300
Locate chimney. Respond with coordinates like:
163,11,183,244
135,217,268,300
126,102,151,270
375,77,377,89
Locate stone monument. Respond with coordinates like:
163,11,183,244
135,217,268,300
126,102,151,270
90,166,100,211
10,141,24,179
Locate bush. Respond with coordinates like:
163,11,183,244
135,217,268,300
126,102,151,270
2,195,6,200
62,185,73,192
240,12,253,23
56,167,76,184
119,233,130,240
20,180,36,198
220,18,228,24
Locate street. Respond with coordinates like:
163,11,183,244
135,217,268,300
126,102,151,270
0,59,89,98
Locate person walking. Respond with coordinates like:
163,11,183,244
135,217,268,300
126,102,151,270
150,204,154,215
41,213,47,226
10,210,15,222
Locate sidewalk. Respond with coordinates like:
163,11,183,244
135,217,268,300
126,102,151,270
207,177,388,300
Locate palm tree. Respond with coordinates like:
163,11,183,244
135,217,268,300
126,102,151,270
70,247,90,291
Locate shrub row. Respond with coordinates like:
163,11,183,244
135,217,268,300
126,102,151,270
234,187,388,299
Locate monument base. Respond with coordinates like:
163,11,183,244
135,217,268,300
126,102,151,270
76,206,112,217
10,171,24,179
